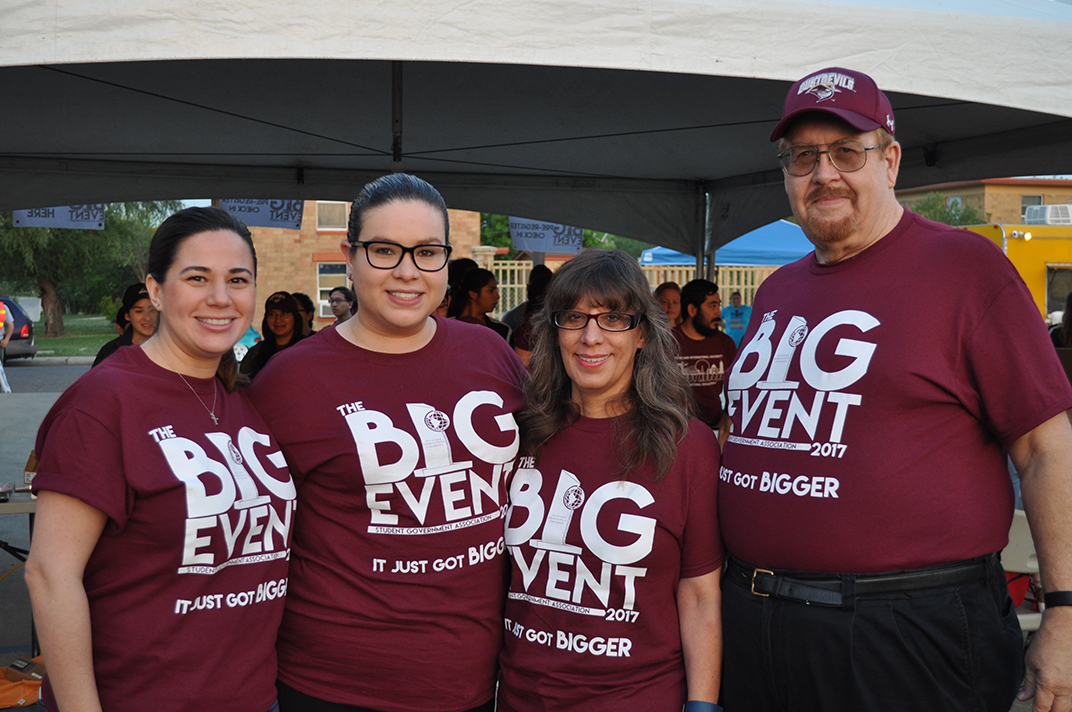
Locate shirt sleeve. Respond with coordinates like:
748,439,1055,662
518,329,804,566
33,406,132,527
962,275,1072,446
679,423,723,578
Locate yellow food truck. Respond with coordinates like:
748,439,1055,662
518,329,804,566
962,222,1072,321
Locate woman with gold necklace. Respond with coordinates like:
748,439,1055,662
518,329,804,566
26,207,295,712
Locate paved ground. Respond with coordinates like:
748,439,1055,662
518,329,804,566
1,359,86,662
0,360,83,708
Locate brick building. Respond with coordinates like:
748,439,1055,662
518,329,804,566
896,177,1072,224
248,200,481,329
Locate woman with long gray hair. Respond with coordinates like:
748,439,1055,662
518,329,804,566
498,248,724,712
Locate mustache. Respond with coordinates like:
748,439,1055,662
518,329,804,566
806,186,854,204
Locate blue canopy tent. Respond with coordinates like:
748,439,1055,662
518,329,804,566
715,220,813,265
640,246,699,266
640,219,814,267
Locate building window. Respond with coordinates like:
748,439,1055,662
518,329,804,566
317,201,348,230
946,196,962,209
1022,195,1043,219
317,263,348,318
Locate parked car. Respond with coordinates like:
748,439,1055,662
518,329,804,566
0,297,38,363
233,326,261,362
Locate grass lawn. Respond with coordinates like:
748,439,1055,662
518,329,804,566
35,314,116,358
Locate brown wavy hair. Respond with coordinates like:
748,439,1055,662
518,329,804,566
518,249,694,481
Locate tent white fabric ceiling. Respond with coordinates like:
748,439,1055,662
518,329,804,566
2,0,1071,258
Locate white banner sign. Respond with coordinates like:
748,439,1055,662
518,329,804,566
220,200,304,230
12,205,105,230
509,217,583,254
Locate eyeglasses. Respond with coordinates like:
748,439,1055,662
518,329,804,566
352,241,452,272
553,310,643,332
778,140,881,177
328,298,349,305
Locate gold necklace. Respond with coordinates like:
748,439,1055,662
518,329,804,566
156,347,219,425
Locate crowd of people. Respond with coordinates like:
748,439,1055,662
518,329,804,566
23,66,1072,712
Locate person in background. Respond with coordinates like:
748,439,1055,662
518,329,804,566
672,279,737,434
25,206,293,712
447,256,479,297
509,264,554,367
498,249,722,712
293,292,316,336
93,283,159,367
434,284,452,317
112,306,128,335
449,267,511,341
0,299,12,392
246,173,525,712
1049,292,1072,349
722,291,752,346
654,281,683,327
720,66,1072,712
501,265,553,334
240,291,306,380
328,285,355,326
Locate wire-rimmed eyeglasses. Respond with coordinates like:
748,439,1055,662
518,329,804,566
553,310,644,332
352,241,453,272
778,140,881,177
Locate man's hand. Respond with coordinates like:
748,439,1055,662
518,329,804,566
1020,604,1072,711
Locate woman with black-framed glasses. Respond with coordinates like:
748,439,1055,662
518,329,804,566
498,248,725,712
245,174,526,712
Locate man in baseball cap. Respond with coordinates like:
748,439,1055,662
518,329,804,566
718,67,1072,711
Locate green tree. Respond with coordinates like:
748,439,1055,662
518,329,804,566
0,201,182,335
911,192,990,226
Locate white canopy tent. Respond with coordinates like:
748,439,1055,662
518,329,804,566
2,0,1071,261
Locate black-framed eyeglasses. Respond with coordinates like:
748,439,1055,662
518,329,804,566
778,140,881,177
553,310,644,332
352,241,453,272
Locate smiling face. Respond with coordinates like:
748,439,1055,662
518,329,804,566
127,298,158,343
267,308,295,345
782,114,902,263
558,297,645,418
146,229,256,376
343,199,448,350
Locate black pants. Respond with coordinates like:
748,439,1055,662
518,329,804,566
720,554,1023,712
276,681,495,712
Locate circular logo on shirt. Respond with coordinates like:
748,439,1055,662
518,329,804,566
789,325,809,347
424,410,451,432
228,441,243,465
563,485,585,510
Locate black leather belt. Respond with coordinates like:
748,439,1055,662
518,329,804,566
725,555,990,607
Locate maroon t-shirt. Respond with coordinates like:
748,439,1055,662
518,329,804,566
672,327,737,427
33,347,294,712
247,317,527,712
721,211,1072,572
498,416,722,711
